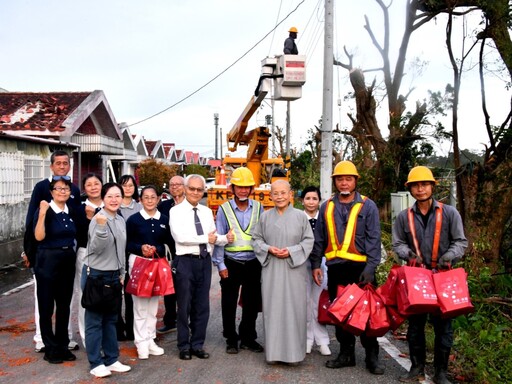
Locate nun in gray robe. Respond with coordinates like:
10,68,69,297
251,197,314,364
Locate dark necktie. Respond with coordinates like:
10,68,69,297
309,218,317,231
193,208,208,257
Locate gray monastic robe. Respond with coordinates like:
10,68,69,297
251,204,314,363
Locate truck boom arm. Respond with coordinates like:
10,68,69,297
226,90,267,152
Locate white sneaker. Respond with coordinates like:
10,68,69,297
137,347,149,360
90,364,112,378
106,361,131,373
306,341,313,354
319,344,331,356
35,341,45,353
148,341,164,356
68,340,79,350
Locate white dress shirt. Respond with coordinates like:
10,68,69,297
169,199,228,256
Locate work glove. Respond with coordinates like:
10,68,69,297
408,250,423,265
437,254,451,268
359,268,374,285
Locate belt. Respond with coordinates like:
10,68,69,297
177,254,204,259
43,246,73,250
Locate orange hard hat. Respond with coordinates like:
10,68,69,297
289,27,298,33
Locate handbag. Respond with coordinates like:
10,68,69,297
433,267,474,318
396,264,439,315
152,256,175,296
318,289,336,325
386,305,406,331
126,255,159,297
366,287,391,337
342,288,371,336
376,264,400,306
327,283,365,325
81,270,122,313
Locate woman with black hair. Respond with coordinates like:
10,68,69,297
33,177,77,364
126,185,174,359
84,182,131,378
117,174,142,340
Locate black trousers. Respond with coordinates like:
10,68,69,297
407,313,453,355
172,254,212,352
34,248,76,355
327,261,378,351
220,257,262,345
162,293,177,328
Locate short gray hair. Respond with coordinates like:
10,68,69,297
185,174,206,188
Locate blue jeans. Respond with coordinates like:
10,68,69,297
81,265,121,369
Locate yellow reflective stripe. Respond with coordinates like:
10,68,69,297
222,201,260,252
325,199,367,262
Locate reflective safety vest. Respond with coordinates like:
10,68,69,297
220,200,261,252
407,202,443,268
324,196,368,262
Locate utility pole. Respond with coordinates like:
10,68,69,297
286,101,291,157
214,113,219,159
320,0,334,201
220,127,223,160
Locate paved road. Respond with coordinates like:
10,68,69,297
0,263,420,384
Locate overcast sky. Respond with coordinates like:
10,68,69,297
1,0,508,158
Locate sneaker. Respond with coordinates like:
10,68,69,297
68,340,79,351
106,361,131,373
319,344,332,356
35,342,46,353
148,341,164,356
137,347,149,360
90,364,112,378
157,325,177,334
306,341,313,354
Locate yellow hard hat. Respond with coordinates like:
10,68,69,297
230,167,255,187
405,166,437,186
332,160,360,178
289,27,298,33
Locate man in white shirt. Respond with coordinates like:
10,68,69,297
169,174,229,361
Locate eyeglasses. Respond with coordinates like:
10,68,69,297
169,183,184,187
142,196,158,201
53,187,71,193
52,175,71,181
187,186,204,193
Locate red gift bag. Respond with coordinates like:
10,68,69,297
152,258,175,296
366,288,391,337
126,255,158,298
396,265,439,315
376,264,400,306
386,305,406,330
343,289,371,336
318,289,335,325
433,268,474,319
327,283,365,325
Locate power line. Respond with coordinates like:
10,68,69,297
128,0,306,128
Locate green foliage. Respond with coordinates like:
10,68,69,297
447,263,512,383
290,150,320,191
184,164,208,178
137,159,177,194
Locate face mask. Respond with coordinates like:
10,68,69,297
237,197,248,202
339,191,351,196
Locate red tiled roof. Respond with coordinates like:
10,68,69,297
145,140,157,154
208,159,221,167
0,92,91,132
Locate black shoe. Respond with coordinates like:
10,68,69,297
179,350,192,360
157,325,177,334
191,349,210,359
226,344,239,354
61,350,77,361
325,353,356,369
240,341,264,353
44,353,63,364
